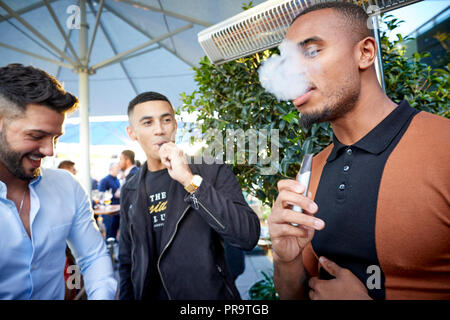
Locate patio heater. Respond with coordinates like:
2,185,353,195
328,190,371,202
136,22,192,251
197,0,423,90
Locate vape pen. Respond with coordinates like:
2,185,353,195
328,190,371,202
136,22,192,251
291,153,313,226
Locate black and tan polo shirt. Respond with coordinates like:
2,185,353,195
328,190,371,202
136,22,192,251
303,100,450,300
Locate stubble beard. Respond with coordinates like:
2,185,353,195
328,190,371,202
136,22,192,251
299,84,360,129
0,130,39,181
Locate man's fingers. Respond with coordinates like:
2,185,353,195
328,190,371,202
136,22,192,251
319,256,342,277
308,277,318,300
308,276,318,289
277,189,318,214
160,156,172,169
277,179,305,194
269,221,310,238
285,208,324,230
269,208,324,231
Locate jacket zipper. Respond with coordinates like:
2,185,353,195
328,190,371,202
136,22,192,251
130,223,136,290
157,205,190,300
191,193,226,230
216,264,236,299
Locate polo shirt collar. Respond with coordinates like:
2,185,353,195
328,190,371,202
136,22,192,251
327,100,417,162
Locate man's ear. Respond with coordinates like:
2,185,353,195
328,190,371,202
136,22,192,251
126,125,137,141
356,37,377,70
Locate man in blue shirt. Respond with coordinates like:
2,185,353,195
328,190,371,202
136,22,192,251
0,64,117,299
98,162,121,240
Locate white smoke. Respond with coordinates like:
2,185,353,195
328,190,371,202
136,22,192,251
258,40,310,101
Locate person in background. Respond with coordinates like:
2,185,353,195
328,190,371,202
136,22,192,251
98,162,121,240
119,150,139,183
58,160,77,175
119,91,260,300
0,63,116,299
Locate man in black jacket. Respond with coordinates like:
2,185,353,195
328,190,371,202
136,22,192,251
119,91,260,300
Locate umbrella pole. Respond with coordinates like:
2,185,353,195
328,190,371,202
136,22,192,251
78,0,92,197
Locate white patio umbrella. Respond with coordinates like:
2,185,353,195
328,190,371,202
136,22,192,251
0,0,266,193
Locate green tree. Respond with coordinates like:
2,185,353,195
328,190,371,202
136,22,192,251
381,14,449,117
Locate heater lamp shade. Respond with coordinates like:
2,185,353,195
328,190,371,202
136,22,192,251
198,0,422,65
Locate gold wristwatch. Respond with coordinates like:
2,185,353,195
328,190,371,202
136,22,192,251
184,175,203,194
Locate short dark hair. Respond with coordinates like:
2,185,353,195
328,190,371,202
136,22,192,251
291,2,373,42
0,64,78,118
58,160,75,170
121,149,135,164
127,91,172,117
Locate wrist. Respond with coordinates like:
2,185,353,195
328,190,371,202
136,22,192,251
181,172,194,187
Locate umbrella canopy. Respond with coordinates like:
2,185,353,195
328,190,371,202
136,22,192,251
0,0,266,192
0,0,266,114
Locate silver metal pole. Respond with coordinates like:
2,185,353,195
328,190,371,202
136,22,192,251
78,0,92,196
87,0,105,62
117,0,211,27
372,16,386,92
0,42,74,69
0,1,76,66
91,24,193,71
104,3,195,67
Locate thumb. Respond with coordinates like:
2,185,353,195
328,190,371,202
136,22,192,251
319,256,342,277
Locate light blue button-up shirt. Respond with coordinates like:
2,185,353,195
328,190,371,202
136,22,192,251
0,168,117,299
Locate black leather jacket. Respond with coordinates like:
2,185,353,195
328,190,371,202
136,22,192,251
118,162,260,300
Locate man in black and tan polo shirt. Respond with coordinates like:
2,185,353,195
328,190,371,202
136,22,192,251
268,2,449,300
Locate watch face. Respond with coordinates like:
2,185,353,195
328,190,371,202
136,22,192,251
193,175,203,186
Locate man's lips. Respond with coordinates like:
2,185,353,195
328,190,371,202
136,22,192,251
154,141,169,149
293,88,315,107
26,154,43,168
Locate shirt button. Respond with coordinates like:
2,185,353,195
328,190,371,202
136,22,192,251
343,165,350,172
346,148,353,155
339,184,346,190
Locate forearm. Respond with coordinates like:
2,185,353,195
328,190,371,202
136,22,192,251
273,253,309,300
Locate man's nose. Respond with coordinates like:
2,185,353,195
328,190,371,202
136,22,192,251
153,120,164,135
39,138,55,157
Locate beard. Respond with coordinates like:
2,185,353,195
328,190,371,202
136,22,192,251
299,83,360,129
0,130,40,181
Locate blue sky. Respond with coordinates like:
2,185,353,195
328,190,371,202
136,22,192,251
388,0,449,39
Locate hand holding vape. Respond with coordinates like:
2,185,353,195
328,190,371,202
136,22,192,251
291,153,313,226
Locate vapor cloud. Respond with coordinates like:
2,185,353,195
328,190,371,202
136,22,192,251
258,40,311,101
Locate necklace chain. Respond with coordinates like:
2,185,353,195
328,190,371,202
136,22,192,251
18,188,27,214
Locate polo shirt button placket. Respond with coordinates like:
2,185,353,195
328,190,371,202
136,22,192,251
346,148,353,156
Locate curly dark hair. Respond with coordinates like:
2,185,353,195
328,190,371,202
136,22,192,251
0,63,78,118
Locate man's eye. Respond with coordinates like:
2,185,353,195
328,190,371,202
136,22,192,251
29,135,43,140
304,47,319,58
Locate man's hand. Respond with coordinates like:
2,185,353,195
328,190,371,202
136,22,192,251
159,142,193,187
268,179,324,263
308,257,372,300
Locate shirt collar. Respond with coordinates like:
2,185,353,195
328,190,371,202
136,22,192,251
0,168,42,198
327,100,418,162
124,165,136,176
